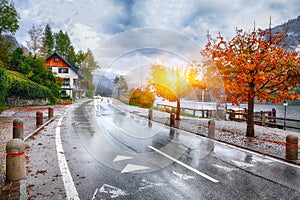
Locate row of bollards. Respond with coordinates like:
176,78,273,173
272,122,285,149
6,107,54,181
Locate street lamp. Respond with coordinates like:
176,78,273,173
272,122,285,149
283,100,288,130
58,90,61,102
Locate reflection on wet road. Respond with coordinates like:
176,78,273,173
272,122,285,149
75,97,197,174
66,98,300,199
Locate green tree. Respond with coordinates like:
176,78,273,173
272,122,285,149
76,50,87,67
0,0,19,68
114,75,128,98
55,30,76,64
0,0,19,35
10,47,25,70
25,55,60,96
76,49,99,97
43,24,54,58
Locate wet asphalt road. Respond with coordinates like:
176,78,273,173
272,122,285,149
60,98,300,200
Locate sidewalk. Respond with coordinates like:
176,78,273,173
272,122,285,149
0,104,69,199
0,99,299,199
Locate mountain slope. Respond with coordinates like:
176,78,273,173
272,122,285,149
271,15,300,52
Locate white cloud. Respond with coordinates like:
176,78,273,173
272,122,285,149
69,23,106,51
14,0,299,76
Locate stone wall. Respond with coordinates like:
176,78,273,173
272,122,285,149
5,97,50,106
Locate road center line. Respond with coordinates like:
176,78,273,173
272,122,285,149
56,108,80,199
148,146,219,183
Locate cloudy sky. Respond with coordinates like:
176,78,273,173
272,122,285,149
13,0,299,79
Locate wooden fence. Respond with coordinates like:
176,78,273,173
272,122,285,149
156,103,300,131
156,103,215,118
227,108,300,130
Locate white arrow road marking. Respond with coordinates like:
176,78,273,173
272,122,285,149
212,164,238,172
113,155,134,162
172,171,195,180
121,164,150,173
93,184,129,199
92,188,98,200
138,179,166,192
148,146,219,183
232,160,255,168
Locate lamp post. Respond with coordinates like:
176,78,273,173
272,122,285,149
283,100,288,130
58,90,61,102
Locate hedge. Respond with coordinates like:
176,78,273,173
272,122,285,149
0,68,55,107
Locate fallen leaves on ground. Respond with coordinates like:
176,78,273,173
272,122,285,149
36,170,47,174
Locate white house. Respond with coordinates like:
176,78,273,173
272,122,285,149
45,52,85,99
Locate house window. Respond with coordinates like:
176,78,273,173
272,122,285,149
61,90,67,97
54,57,59,62
64,78,70,86
58,68,68,73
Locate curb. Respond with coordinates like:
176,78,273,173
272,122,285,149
24,116,56,141
121,106,300,166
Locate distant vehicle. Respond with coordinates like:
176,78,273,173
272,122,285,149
94,95,102,99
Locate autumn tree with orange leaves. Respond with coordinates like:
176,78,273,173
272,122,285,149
149,64,206,120
201,29,300,137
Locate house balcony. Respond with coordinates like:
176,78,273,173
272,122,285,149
61,85,72,89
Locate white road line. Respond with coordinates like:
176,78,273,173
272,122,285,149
215,139,300,169
148,146,219,183
56,109,80,200
92,188,99,200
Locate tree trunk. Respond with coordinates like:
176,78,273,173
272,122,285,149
176,98,180,120
246,95,255,137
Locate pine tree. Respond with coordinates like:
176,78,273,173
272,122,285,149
43,24,54,58
55,30,76,63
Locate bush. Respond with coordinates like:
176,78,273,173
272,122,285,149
0,68,10,107
0,68,55,106
129,88,155,108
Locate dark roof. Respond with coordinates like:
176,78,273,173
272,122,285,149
46,52,80,73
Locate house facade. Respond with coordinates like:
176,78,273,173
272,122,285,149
45,52,85,99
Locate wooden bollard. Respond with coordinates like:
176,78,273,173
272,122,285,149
207,120,215,152
36,111,43,127
13,119,23,139
48,107,54,119
208,120,215,139
286,134,298,160
169,128,175,139
170,113,175,127
148,109,153,120
6,139,26,180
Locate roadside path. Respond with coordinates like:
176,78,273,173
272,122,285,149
0,104,69,199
